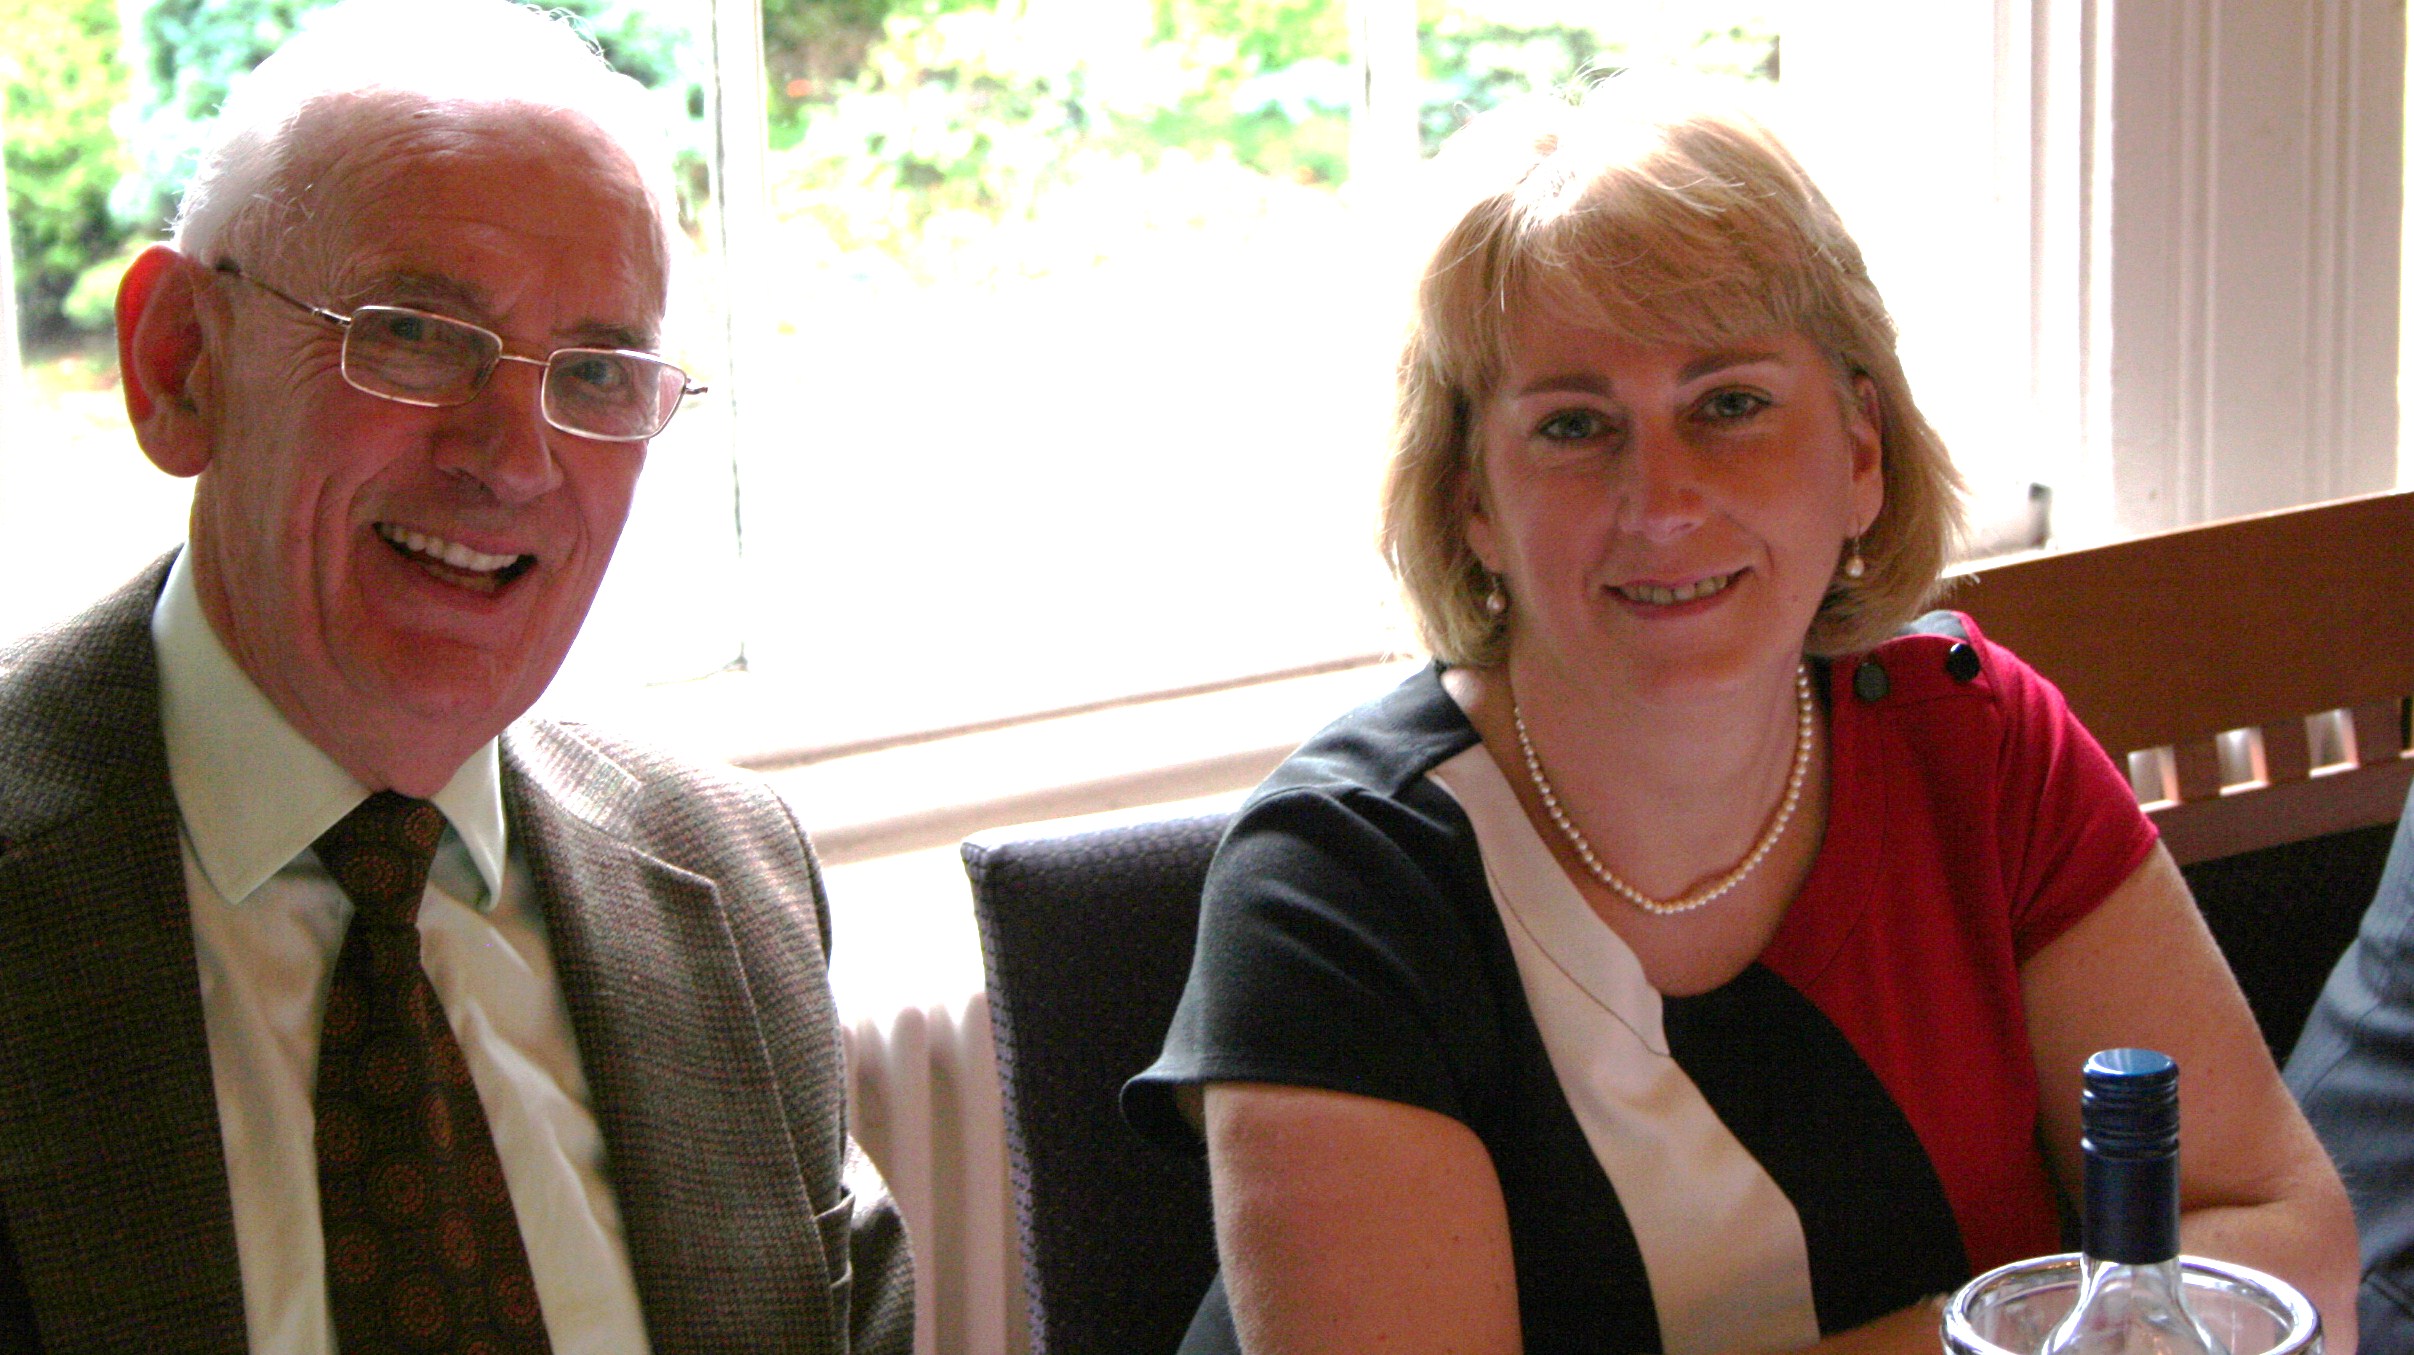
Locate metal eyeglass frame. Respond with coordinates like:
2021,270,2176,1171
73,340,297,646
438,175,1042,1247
211,260,707,442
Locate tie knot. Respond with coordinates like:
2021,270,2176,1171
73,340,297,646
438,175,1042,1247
314,791,447,924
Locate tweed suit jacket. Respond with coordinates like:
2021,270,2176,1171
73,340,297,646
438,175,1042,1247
0,558,913,1353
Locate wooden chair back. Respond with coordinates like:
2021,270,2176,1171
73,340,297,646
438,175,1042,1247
1946,489,2414,867
1946,489,2414,1058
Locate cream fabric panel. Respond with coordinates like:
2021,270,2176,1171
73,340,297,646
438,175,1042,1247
1427,747,1819,1355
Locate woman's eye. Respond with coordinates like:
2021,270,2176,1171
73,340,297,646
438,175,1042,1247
1536,409,1610,441
1700,389,1770,421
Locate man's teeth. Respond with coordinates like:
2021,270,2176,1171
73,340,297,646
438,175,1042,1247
1619,572,1737,605
375,523,523,573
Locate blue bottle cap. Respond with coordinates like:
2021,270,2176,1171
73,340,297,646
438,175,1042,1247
2080,1048,2180,1160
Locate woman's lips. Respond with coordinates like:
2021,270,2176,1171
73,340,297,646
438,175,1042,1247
1612,569,1740,606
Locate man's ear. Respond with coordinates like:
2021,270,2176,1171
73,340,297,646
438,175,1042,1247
117,245,216,478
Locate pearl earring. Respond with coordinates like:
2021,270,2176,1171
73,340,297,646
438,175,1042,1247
1484,578,1508,616
1843,538,1867,580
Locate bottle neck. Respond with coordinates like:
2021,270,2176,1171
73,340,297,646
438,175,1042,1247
2082,1144,2181,1264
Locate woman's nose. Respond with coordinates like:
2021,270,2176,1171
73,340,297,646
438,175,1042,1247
1614,419,1708,542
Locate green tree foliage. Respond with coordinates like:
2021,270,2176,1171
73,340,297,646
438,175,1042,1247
761,0,894,113
766,0,1351,281
2,0,706,336
1416,3,1778,152
1,0,132,338
115,0,708,237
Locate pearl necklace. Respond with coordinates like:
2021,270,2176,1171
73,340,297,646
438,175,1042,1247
1511,663,1815,917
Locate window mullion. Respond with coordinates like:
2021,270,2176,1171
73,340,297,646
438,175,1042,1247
708,0,773,668
1347,0,1420,207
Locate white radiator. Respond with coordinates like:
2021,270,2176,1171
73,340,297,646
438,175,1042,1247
845,990,1029,1355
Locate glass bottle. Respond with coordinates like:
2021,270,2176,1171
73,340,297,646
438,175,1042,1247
2040,1048,2231,1355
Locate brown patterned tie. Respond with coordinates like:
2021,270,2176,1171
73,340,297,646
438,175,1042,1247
312,791,553,1353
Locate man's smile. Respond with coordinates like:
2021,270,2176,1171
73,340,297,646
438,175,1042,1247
374,521,536,594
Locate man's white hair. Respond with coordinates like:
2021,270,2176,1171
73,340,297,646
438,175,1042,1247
173,0,677,274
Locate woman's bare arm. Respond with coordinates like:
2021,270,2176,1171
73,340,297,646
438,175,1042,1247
2021,844,2360,1351
1204,1082,1522,1355
1205,1086,1952,1355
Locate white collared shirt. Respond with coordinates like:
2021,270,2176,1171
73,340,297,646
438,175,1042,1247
152,550,652,1354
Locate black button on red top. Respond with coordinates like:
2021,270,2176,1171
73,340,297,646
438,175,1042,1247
1945,642,1982,683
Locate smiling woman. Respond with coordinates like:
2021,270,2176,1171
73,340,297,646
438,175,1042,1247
1122,88,2360,1355
1467,327,1883,707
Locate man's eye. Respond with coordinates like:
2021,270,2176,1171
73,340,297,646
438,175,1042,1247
380,313,428,344
561,355,631,391
1701,389,1770,420
1537,409,1609,440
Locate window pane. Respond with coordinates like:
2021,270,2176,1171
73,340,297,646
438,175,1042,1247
742,0,1402,748
0,0,184,640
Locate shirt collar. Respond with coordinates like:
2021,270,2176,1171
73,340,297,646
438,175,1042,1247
150,548,510,907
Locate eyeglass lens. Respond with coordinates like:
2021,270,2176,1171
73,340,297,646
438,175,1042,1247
343,306,688,441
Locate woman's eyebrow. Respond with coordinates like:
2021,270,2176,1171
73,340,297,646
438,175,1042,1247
1679,348,1785,381
1510,373,1617,398
1506,349,1790,397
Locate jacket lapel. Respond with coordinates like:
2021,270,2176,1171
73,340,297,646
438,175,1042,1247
0,559,248,1353
504,727,837,1353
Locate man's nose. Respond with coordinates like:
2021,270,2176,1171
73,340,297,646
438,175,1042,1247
1614,418,1708,543
439,355,565,504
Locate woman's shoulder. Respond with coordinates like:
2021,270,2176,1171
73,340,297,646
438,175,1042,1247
1246,661,1485,812
1208,663,1493,917
1831,608,2076,741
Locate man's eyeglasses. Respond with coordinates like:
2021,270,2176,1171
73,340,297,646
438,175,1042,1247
213,262,706,443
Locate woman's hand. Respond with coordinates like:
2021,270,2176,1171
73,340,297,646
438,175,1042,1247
2021,844,2361,1352
1204,1082,1523,1355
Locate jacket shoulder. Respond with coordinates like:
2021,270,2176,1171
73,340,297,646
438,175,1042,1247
510,718,816,877
0,558,176,844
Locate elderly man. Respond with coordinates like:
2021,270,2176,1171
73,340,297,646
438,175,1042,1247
0,1,910,1350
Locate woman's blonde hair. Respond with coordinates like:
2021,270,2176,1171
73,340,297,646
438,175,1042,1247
1378,88,1965,666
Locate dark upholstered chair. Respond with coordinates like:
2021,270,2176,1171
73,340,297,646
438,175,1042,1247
1952,489,2414,1058
963,812,1228,1355
2180,826,2396,1060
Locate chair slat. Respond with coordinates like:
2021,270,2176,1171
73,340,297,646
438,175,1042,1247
2172,739,2225,803
2350,700,2407,766
2155,759,2414,865
2260,720,2312,786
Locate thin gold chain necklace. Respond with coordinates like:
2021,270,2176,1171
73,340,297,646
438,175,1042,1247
1510,663,1815,917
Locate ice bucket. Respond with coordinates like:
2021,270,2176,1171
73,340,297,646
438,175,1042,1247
1941,1254,2320,1355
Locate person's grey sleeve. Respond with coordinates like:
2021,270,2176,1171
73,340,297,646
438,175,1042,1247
2285,778,2414,1348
